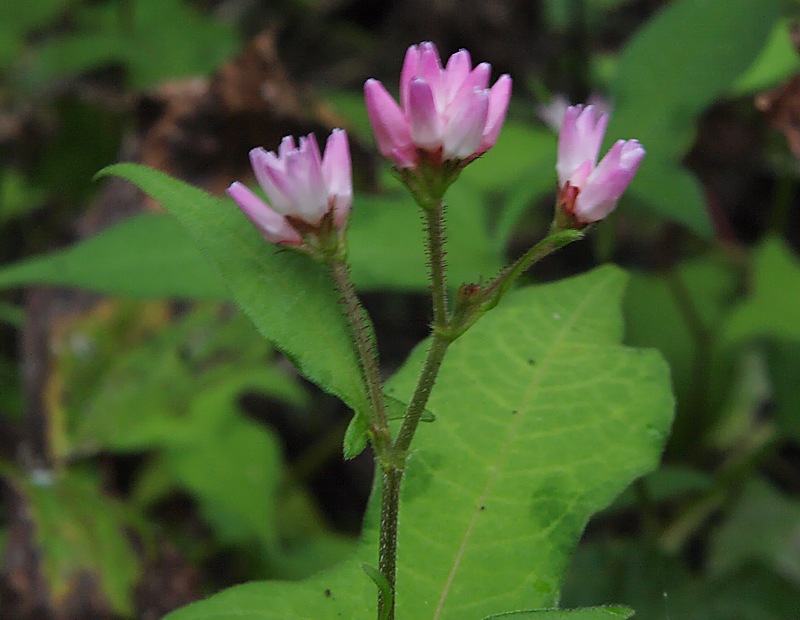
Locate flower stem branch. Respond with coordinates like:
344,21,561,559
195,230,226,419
450,228,584,336
484,228,583,306
328,258,391,459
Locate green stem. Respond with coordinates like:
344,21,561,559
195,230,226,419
378,466,402,620
451,228,583,336
487,228,583,306
394,201,453,454
376,200,452,620
392,334,451,456
328,258,391,459
427,201,449,329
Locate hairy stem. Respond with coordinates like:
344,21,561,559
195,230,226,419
392,334,451,456
395,201,453,454
328,258,391,459
377,200,452,620
449,228,583,338
481,228,583,311
427,201,449,329
378,466,402,620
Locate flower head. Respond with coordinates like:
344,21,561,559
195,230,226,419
556,105,645,225
364,42,512,170
227,129,352,249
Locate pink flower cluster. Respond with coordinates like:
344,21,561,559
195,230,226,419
227,130,351,246
227,43,646,249
364,42,512,169
556,105,645,225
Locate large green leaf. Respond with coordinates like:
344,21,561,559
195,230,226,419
166,266,673,619
0,214,228,300
385,266,672,618
610,0,789,236
95,164,370,455
483,608,633,620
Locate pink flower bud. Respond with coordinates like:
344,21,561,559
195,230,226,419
227,129,352,246
364,42,512,169
556,105,645,224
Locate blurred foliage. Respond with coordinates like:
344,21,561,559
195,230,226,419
1,0,239,90
2,465,145,616
0,0,799,618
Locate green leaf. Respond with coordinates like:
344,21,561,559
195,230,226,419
0,163,506,299
0,302,24,327
361,563,393,620
708,479,800,583
725,237,800,344
0,169,46,224
563,541,800,620
0,214,228,300
385,266,673,617
562,541,699,617
732,19,800,95
385,394,434,422
28,0,239,89
765,340,800,441
610,0,789,236
701,564,800,620
0,0,70,67
482,607,634,619
168,416,282,545
624,254,738,428
64,305,305,454
96,164,371,452
7,467,142,616
165,266,673,620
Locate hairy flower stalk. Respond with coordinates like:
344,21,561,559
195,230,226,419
555,104,645,226
228,128,391,457
364,41,512,174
